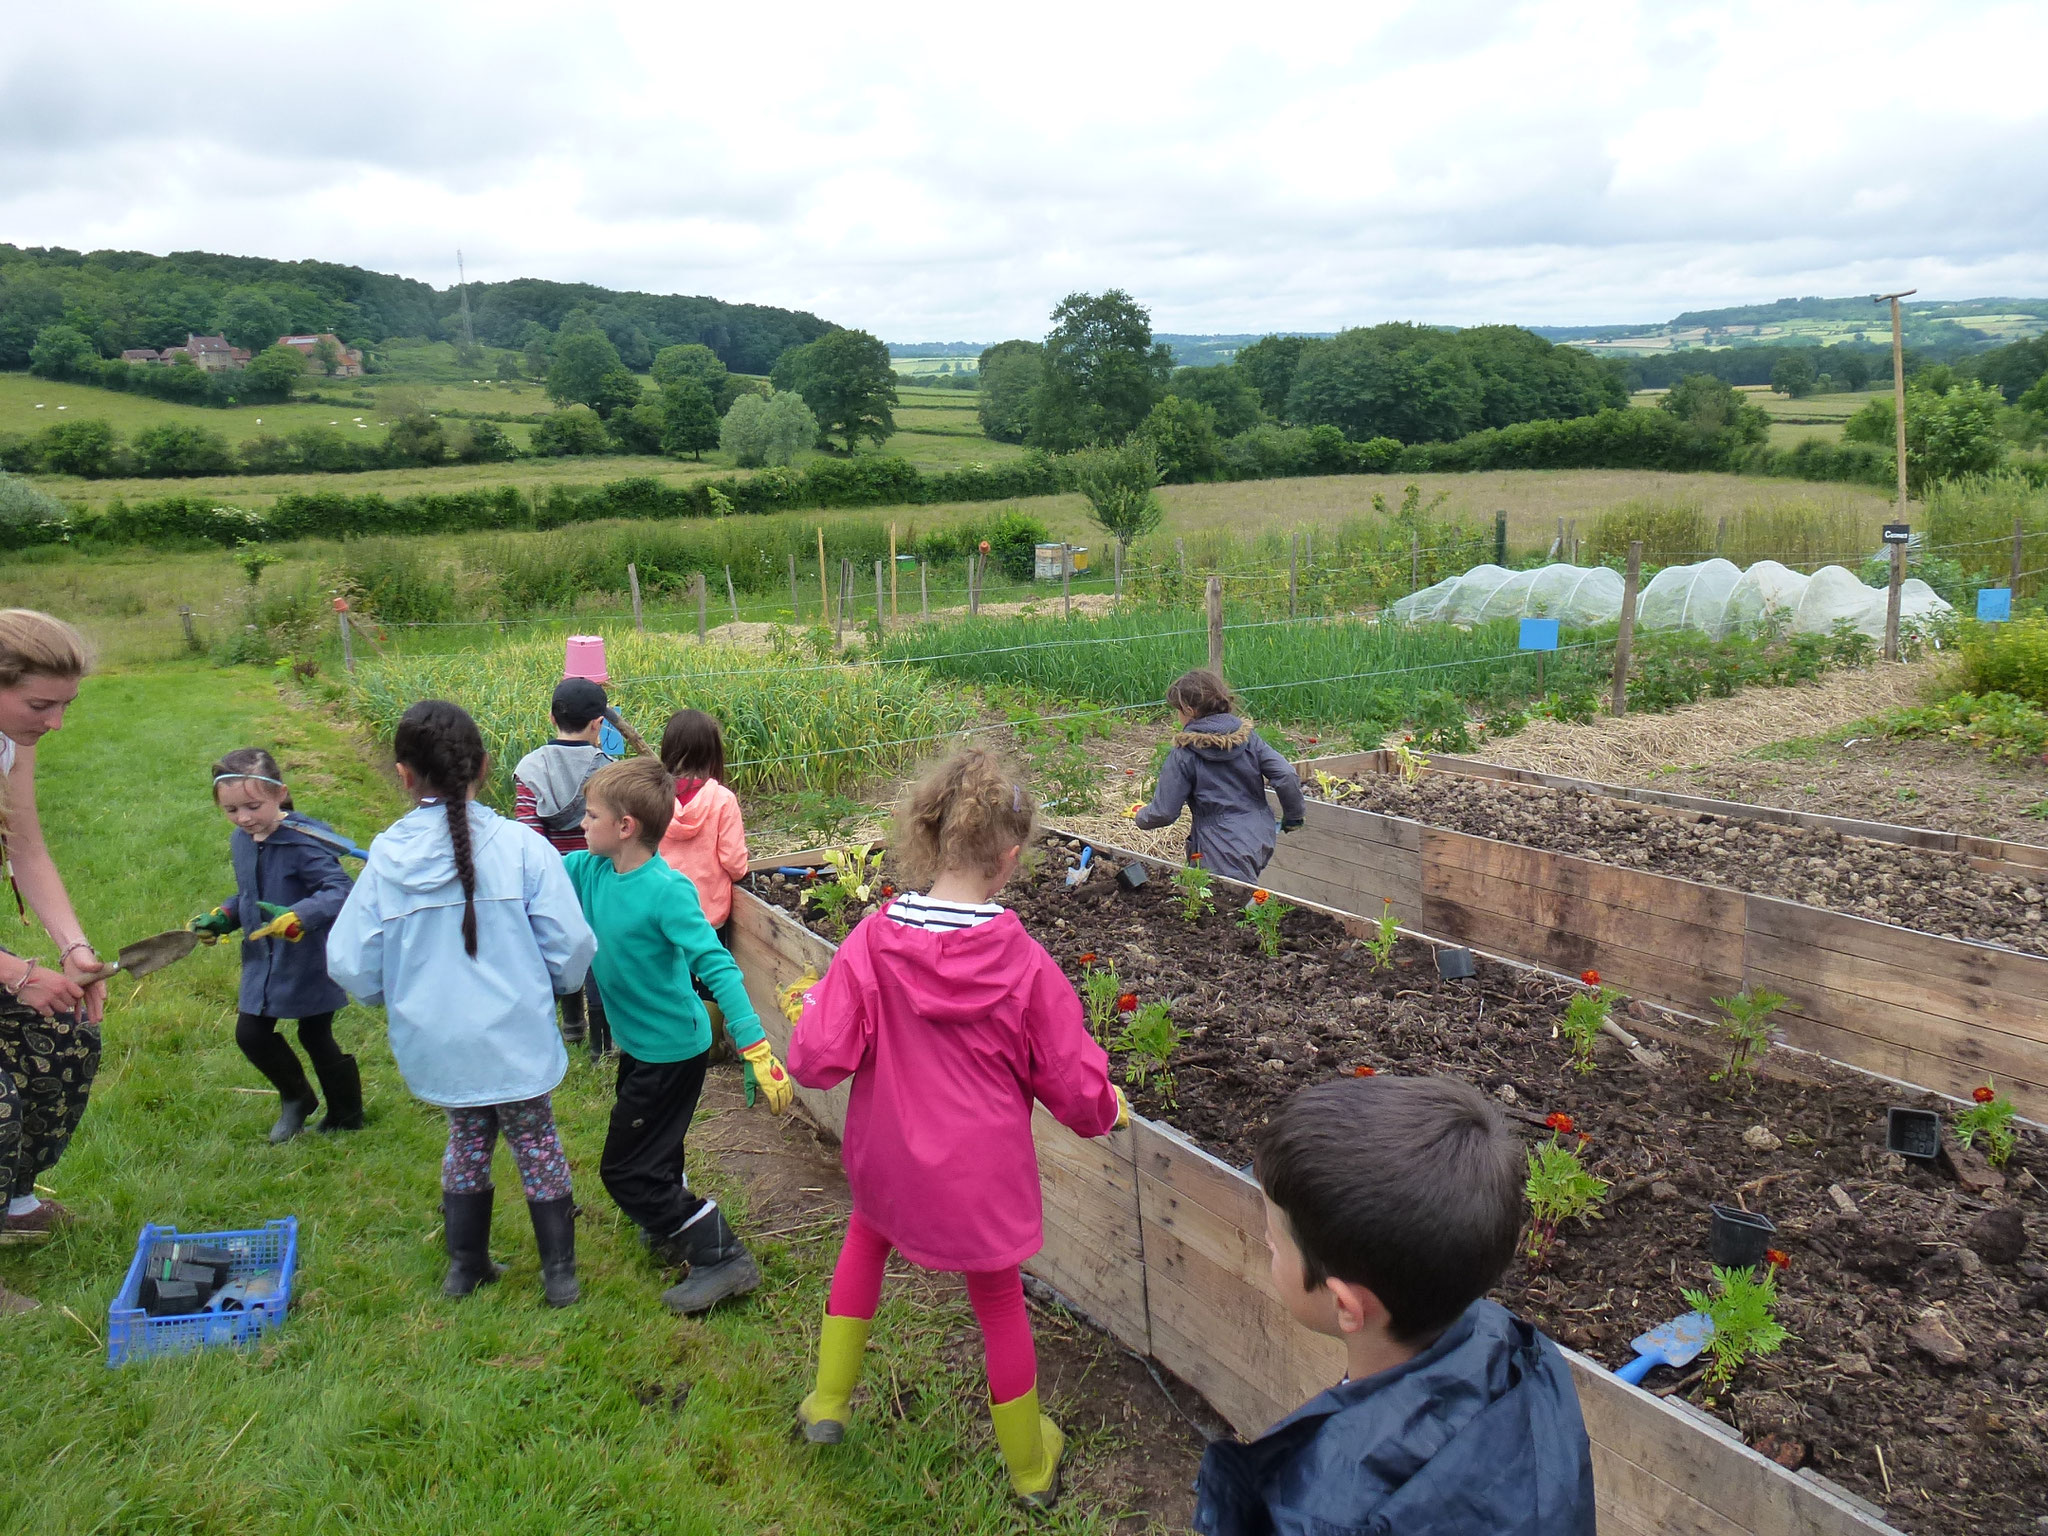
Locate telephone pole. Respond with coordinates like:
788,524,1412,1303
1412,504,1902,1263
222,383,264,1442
1874,289,1915,522
456,250,476,352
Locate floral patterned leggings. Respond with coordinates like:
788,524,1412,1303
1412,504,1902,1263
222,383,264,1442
441,1094,573,1202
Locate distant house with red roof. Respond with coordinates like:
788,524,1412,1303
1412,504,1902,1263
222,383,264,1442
119,348,160,363
277,332,365,378
184,334,250,372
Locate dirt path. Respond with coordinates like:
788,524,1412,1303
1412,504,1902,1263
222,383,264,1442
690,1065,1213,1530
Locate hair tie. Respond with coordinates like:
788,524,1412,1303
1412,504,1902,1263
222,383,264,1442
214,773,286,788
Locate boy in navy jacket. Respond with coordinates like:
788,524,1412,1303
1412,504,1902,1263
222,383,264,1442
1194,1074,1595,1536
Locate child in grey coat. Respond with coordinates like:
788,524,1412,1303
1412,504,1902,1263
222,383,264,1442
1131,669,1305,883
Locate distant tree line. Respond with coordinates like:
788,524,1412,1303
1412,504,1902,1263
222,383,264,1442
0,243,837,378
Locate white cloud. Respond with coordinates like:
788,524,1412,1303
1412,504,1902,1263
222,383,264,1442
2,0,2043,339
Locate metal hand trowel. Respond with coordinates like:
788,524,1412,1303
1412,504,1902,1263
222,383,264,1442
99,929,202,979
1614,1311,1715,1386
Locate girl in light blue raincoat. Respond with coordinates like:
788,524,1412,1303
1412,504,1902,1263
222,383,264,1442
328,700,596,1308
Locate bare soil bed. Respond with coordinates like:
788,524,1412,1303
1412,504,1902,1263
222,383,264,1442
1649,736,2048,846
754,843,2048,1535
1316,770,2048,958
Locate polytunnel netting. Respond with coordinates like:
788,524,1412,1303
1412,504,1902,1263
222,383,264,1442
1390,559,1952,639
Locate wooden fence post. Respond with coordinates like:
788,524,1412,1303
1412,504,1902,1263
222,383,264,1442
725,565,740,625
1494,510,1506,566
969,554,980,616
1176,538,1188,585
1555,516,1566,562
920,560,929,618
788,553,800,622
1113,541,1123,602
837,558,850,646
889,523,899,618
1206,575,1223,678
874,559,885,634
337,607,354,674
694,573,707,643
2015,517,2026,596
1410,532,1420,593
817,527,830,618
1289,532,1299,617
1610,540,1642,717
1060,542,1071,619
1883,540,1905,662
178,604,197,652
628,563,644,632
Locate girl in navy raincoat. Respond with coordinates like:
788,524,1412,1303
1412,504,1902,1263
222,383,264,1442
1131,669,1306,883
190,748,360,1143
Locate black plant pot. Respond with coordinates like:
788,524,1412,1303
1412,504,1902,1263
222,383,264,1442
1435,947,1476,980
1708,1203,1775,1269
1886,1106,1942,1164
1117,861,1149,891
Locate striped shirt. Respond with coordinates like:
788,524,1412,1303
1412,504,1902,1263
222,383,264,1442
885,892,1003,932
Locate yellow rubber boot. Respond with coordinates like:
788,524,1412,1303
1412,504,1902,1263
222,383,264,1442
989,1385,1065,1508
796,1313,871,1444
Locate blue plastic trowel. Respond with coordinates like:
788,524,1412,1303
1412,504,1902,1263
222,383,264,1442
1614,1311,1715,1385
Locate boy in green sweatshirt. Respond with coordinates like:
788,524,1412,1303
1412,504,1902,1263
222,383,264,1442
563,757,796,1315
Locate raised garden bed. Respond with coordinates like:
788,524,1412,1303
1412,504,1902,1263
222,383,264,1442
1257,753,2048,1126
738,843,2048,1535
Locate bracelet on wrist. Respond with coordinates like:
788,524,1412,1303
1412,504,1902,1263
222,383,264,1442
59,938,95,962
4,955,32,997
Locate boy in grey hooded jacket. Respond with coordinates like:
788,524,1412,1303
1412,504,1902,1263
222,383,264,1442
1132,669,1305,883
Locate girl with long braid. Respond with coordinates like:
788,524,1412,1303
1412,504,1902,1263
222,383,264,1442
328,701,597,1306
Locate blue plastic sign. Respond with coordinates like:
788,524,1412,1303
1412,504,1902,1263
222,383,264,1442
1519,617,1560,652
599,718,626,756
1977,588,2013,623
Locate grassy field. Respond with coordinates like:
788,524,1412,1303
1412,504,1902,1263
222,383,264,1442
0,663,1156,1535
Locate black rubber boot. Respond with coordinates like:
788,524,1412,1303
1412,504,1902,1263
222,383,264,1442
312,1053,365,1132
558,989,587,1045
241,1032,319,1143
659,1202,762,1316
528,1196,580,1307
442,1188,505,1297
587,989,612,1062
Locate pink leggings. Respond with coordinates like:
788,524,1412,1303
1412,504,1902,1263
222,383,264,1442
827,1211,1036,1404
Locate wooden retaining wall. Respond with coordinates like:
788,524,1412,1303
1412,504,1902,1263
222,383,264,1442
727,879,1898,1536
1263,754,2048,1123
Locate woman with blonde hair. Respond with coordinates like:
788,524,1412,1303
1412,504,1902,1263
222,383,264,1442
0,610,106,1313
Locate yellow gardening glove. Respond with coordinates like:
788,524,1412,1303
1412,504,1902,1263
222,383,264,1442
740,1039,794,1114
249,903,304,942
1112,1084,1130,1130
778,973,818,1025
1123,802,1144,820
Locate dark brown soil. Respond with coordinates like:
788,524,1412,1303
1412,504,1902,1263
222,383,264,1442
1317,771,2048,958
1651,736,2048,845
754,845,2048,1535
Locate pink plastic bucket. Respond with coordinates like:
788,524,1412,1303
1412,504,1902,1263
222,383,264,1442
564,635,609,684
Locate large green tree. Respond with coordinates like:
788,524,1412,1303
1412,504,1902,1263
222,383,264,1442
243,344,307,403
1770,353,1818,398
976,340,1042,443
1286,325,1484,443
28,324,98,379
1029,290,1172,450
1073,439,1165,555
213,288,292,352
659,377,720,459
1234,334,1310,419
1137,395,1222,481
1657,372,1768,445
1168,364,1263,436
1845,378,2008,491
546,330,643,419
771,329,896,451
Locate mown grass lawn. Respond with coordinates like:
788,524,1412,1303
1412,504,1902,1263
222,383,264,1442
0,663,1142,1535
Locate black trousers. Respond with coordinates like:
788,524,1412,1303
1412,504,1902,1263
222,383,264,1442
0,993,102,1202
599,1050,709,1238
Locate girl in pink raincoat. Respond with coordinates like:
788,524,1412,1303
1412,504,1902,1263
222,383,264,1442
787,747,1125,1508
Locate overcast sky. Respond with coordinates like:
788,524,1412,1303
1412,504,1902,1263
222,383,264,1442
4,1,2044,341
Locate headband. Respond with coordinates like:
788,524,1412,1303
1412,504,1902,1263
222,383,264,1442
214,773,286,788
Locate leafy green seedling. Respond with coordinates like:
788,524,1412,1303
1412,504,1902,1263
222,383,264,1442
1360,898,1400,971
805,843,883,938
1956,1080,2018,1167
1113,1001,1184,1097
1078,960,1124,1044
1237,890,1291,959
1525,1132,1608,1266
1681,1264,1792,1388
1558,986,1619,1075
1709,988,1788,1082
1172,858,1214,923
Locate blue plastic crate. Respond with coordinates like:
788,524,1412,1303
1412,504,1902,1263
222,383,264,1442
107,1217,297,1366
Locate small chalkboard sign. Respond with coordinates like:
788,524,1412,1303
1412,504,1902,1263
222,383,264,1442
1977,587,2013,623
1882,523,1911,544
1518,617,1560,651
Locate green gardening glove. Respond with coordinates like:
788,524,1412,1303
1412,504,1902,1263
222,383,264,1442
190,907,235,945
249,902,305,943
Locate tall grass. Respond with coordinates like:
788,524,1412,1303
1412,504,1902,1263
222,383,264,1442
878,607,1608,725
1585,498,1710,565
1926,475,2048,597
346,632,977,796
1718,499,1878,569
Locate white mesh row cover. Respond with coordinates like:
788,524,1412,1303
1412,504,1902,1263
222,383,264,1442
1391,560,1952,639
